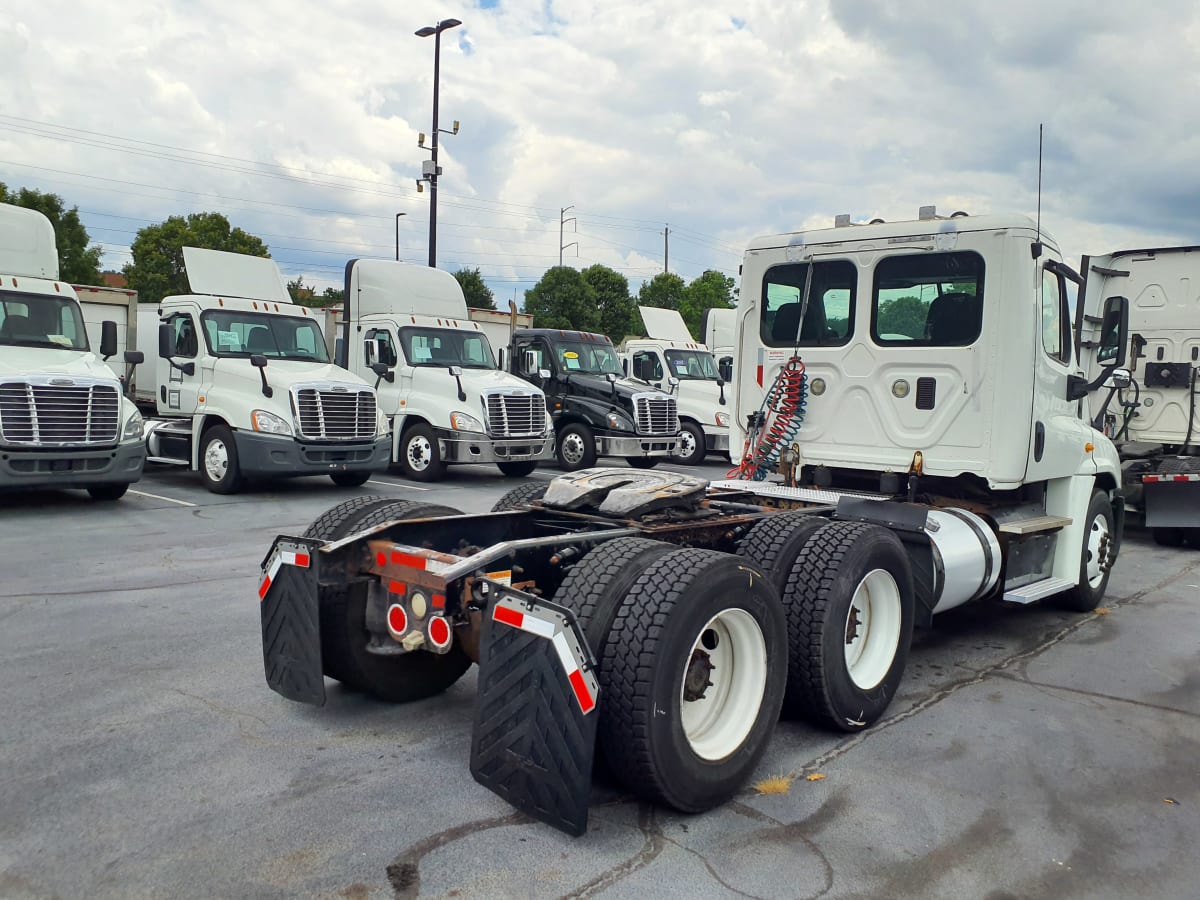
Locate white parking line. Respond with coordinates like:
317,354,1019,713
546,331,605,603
367,480,430,491
128,488,197,507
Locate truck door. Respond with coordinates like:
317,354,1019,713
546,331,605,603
156,312,202,415
514,337,557,411
1026,264,1084,480
363,327,403,418
631,349,664,388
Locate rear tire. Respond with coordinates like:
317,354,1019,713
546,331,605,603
626,456,659,469
737,511,827,595
330,471,371,488
780,521,915,731
674,420,707,465
497,460,538,477
598,548,786,813
1053,489,1115,611
491,481,548,512
87,483,129,501
303,498,471,700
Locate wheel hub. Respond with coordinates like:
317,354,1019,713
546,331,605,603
845,606,862,645
683,647,715,701
562,434,585,464
204,440,228,481
408,437,431,470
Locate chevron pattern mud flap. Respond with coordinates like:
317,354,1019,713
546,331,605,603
470,589,600,836
258,536,326,706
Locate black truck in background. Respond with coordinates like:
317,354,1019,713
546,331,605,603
499,328,681,470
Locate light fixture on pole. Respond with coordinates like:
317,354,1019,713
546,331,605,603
395,212,407,261
415,17,462,269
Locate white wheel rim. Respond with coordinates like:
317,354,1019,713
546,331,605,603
1085,512,1109,588
679,608,768,761
407,435,432,471
679,430,697,457
203,438,228,482
843,569,902,690
561,432,586,465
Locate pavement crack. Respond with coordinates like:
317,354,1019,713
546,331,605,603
170,688,268,730
385,811,529,899
566,803,665,899
990,671,1200,721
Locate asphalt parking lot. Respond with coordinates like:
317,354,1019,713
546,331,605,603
2,460,1198,899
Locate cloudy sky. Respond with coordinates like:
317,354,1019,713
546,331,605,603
2,0,1197,303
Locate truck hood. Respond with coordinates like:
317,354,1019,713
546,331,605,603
456,367,545,397
0,347,121,384
566,372,660,406
215,358,373,390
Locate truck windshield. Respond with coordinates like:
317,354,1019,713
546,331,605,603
398,327,495,369
554,340,623,375
200,310,330,362
0,292,89,351
664,349,720,380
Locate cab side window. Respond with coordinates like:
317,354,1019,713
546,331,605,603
1041,267,1070,365
632,350,663,381
170,314,198,358
364,328,398,367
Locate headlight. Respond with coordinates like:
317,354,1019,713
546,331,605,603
122,410,144,440
377,408,391,436
450,411,484,432
714,412,730,427
544,410,554,432
606,412,633,432
251,409,292,435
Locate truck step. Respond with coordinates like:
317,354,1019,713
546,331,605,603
998,515,1072,535
146,456,190,466
1003,577,1075,604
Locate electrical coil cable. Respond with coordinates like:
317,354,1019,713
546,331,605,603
727,356,808,481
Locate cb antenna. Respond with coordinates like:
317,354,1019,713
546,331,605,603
1031,123,1044,259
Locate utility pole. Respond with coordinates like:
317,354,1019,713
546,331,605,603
560,206,578,266
395,212,406,260
663,224,670,273
415,18,462,268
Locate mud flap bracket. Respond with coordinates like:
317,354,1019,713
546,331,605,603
259,536,326,706
470,588,600,836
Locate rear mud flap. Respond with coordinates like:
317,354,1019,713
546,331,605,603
470,589,600,836
259,536,326,706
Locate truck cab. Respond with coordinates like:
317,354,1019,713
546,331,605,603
0,203,146,500
341,259,553,481
1078,245,1200,545
509,328,681,470
620,306,730,465
142,248,390,493
703,305,737,383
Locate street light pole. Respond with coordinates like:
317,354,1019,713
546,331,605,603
416,17,462,269
395,212,406,261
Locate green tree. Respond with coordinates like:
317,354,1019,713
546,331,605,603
877,295,928,339
523,266,599,331
0,182,103,284
680,269,736,340
122,212,269,304
637,272,686,312
581,264,635,343
453,267,496,310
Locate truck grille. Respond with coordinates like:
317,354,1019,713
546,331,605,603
0,380,120,446
293,385,377,441
485,392,544,437
633,393,679,436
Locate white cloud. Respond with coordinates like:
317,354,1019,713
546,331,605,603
0,0,1196,299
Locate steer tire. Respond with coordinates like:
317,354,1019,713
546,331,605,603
1052,489,1115,612
625,456,659,469
598,548,786,813
736,511,827,595
303,497,471,700
490,481,549,512
781,521,915,731
497,460,539,478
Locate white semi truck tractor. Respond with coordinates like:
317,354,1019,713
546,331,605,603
256,208,1127,836
0,203,146,500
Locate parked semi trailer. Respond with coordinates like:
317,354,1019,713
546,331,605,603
0,203,146,500
258,208,1127,834
1078,245,1200,546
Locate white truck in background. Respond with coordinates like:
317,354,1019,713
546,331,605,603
339,259,553,481
139,248,391,493
0,203,146,500
619,306,730,464
74,283,139,389
1078,245,1200,546
703,305,737,383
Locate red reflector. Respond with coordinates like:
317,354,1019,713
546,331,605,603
257,576,271,600
388,580,407,596
432,592,445,609
493,605,524,629
387,604,408,635
568,669,595,714
376,552,386,566
428,616,451,646
391,551,427,570
294,553,310,567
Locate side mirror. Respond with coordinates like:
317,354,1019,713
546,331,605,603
124,350,144,365
668,376,680,390
622,358,629,376
250,354,268,368
1097,295,1129,367
1109,367,1132,389
158,322,173,359
370,361,394,383
538,368,552,380
719,358,733,382
523,349,537,375
606,372,618,383
364,339,377,367
497,347,507,371
100,320,118,360
716,377,725,388
449,365,463,377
